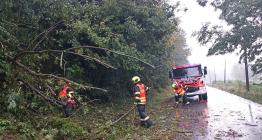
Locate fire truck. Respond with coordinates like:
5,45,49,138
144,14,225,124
170,64,208,101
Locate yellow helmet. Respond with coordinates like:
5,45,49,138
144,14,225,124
132,76,141,84
172,83,177,88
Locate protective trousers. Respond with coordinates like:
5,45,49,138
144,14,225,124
136,104,152,128
175,94,188,103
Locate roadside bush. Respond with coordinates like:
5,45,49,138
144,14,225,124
0,119,12,134
48,117,86,139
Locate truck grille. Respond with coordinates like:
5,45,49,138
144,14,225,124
187,87,199,93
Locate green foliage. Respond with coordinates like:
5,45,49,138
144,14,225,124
48,117,85,138
0,119,36,139
66,64,84,80
0,0,180,98
16,122,36,138
0,0,190,137
0,119,12,134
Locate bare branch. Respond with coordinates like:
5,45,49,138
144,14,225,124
14,60,108,92
86,99,101,104
111,106,135,125
0,42,4,49
65,51,116,69
14,45,155,69
67,46,156,69
46,83,57,96
20,79,64,106
95,105,136,134
60,51,64,69
30,21,64,50
14,49,116,69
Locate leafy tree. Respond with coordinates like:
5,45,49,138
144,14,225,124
195,0,262,91
173,30,190,65
0,0,181,115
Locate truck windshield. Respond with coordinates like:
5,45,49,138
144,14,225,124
173,66,202,78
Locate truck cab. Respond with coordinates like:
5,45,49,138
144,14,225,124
170,64,208,101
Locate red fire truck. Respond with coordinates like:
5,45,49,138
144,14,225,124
170,64,208,101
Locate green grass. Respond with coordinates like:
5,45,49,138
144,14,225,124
0,86,175,139
213,81,262,104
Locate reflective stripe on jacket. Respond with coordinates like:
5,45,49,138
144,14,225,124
135,83,147,104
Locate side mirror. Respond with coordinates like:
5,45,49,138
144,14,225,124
204,66,207,75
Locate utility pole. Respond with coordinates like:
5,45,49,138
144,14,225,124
224,59,226,83
214,67,217,83
209,70,212,85
244,48,250,91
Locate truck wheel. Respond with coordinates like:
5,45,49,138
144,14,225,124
199,94,208,101
202,93,208,100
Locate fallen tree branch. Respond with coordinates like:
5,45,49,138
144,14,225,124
14,60,108,92
20,79,64,106
65,51,116,69
15,45,155,69
67,46,156,69
30,21,64,50
86,99,101,104
46,83,57,96
60,51,64,69
111,105,136,125
14,49,116,69
95,105,136,134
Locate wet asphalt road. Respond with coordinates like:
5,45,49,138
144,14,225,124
174,87,262,140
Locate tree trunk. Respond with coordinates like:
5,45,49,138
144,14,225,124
244,48,250,91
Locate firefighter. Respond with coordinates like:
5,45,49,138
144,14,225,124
132,76,153,128
58,80,76,116
172,82,190,105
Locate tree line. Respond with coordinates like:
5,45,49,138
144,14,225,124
0,0,190,115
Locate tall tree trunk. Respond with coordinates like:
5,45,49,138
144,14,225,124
244,48,250,91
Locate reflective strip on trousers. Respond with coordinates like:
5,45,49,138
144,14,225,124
140,116,150,121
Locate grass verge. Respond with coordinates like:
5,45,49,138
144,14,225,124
212,81,262,104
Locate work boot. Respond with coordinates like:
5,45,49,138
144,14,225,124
140,121,146,127
145,120,153,128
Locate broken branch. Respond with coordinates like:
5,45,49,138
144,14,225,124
111,105,136,125
14,60,108,92
20,79,64,106
60,51,64,69
14,49,116,69
30,21,64,50
66,45,155,68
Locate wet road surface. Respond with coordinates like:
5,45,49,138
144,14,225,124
172,87,262,140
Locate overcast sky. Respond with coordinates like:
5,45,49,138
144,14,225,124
168,0,244,82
